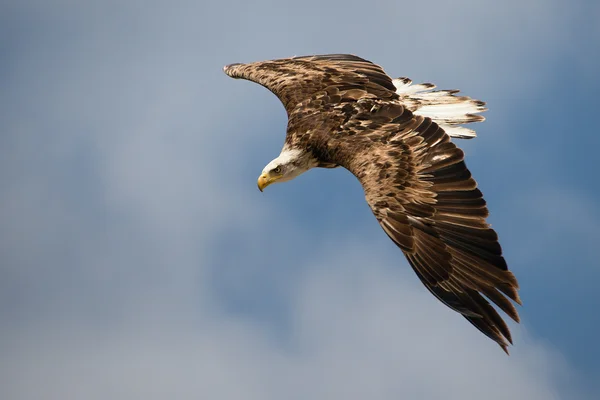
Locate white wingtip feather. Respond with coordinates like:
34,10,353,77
438,125,477,139
393,77,487,139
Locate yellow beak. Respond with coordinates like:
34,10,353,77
257,173,271,192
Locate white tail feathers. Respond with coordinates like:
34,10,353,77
392,77,487,139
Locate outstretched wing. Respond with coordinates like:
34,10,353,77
223,54,398,115
331,99,521,353
224,54,521,352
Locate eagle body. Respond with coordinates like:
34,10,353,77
224,54,521,353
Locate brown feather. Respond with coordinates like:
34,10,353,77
225,54,521,353
223,54,398,115
335,101,520,352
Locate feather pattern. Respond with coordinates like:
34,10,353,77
224,54,520,353
392,77,487,139
224,54,398,115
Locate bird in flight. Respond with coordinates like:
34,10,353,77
223,54,521,353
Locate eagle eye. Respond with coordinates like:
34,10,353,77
272,166,282,174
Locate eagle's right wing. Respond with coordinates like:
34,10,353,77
223,54,398,115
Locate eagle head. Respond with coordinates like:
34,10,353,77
257,147,315,191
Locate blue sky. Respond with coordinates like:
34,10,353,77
1,1,599,399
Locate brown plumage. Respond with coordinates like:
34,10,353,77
224,54,521,353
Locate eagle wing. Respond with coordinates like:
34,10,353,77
331,99,521,353
223,54,398,115
224,54,520,352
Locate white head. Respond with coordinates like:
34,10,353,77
257,147,315,191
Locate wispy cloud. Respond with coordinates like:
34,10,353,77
0,243,584,400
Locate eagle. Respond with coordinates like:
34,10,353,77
223,54,521,353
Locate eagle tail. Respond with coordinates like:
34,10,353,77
392,78,487,139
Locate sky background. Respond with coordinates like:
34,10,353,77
1,0,599,399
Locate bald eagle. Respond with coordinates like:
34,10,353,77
223,54,520,353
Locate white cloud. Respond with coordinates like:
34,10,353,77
0,244,582,400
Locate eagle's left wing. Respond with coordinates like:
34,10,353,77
332,99,521,353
